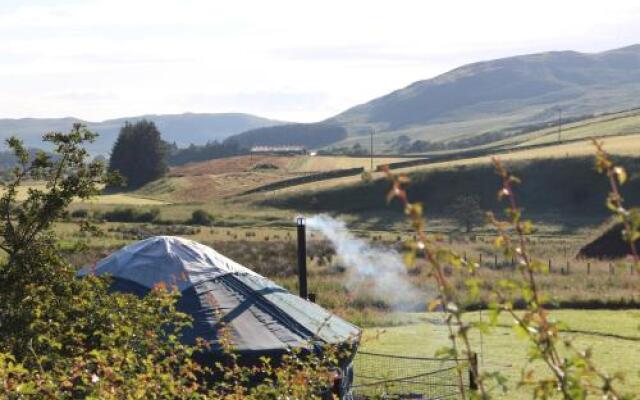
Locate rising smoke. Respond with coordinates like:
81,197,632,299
306,214,426,310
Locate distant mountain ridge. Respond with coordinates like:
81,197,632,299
5,44,640,155
226,43,640,151
0,113,285,155
226,123,347,149
330,44,640,130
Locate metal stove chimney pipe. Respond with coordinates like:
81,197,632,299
296,215,308,299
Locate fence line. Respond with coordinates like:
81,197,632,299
464,253,630,275
350,351,474,399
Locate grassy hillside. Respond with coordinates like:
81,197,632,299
265,156,640,224
255,134,640,201
226,123,346,149
135,154,407,202
329,45,640,146
224,44,640,151
512,109,640,147
1,182,168,205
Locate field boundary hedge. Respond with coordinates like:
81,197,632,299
239,167,365,195
377,131,640,172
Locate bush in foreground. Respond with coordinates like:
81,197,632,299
0,125,342,399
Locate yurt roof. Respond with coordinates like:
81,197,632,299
80,236,360,356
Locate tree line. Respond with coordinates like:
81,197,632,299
107,119,249,190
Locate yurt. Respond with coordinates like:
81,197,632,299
578,222,637,259
79,236,360,392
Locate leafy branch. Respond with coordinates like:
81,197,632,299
383,166,488,399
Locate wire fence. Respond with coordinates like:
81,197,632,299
349,351,473,400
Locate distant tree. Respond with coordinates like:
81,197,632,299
109,120,168,189
167,139,242,166
450,194,485,232
189,209,214,226
349,143,368,156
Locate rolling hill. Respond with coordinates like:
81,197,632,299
5,44,640,156
0,113,285,155
226,44,640,151
225,123,347,149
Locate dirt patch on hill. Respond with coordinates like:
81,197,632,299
165,172,287,202
169,155,295,177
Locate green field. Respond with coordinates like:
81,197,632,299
361,310,640,398
3,183,170,205
237,133,640,199
288,155,406,172
507,109,640,147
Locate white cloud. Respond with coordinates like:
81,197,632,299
1,0,639,122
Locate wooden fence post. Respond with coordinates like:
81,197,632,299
548,259,552,273
479,254,483,268
494,254,498,269
469,352,479,391
587,263,591,274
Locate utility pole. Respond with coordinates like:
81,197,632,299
296,216,308,300
557,107,562,143
370,128,374,171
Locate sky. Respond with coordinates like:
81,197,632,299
2,0,640,123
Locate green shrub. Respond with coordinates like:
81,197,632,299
189,209,214,226
102,207,160,223
70,208,89,219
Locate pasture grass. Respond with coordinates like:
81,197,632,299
360,310,640,398
515,110,640,147
287,156,406,173
247,134,640,198
2,182,169,205
79,193,169,205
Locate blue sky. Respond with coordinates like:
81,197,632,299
2,0,640,122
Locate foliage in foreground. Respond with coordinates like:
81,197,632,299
384,139,639,399
0,125,341,399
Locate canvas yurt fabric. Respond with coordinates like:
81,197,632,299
79,236,360,364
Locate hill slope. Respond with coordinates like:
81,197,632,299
226,123,347,149
225,44,640,151
328,44,640,147
0,113,285,154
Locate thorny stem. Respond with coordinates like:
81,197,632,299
383,167,487,399
564,339,622,399
423,246,469,399
492,157,625,399
492,158,570,397
593,140,640,267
